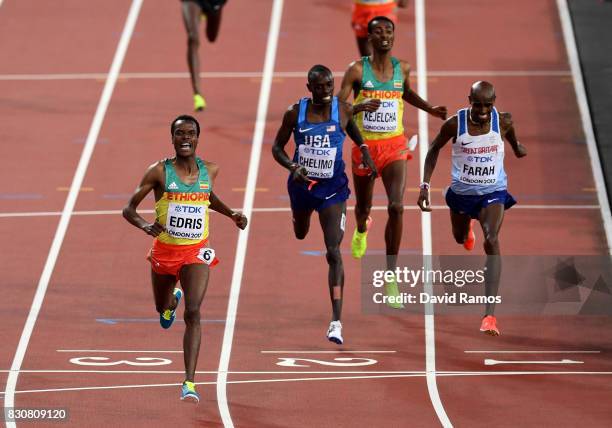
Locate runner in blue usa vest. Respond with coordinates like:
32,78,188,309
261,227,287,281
272,65,377,345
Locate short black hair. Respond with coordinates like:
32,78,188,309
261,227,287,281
367,16,395,34
171,114,200,136
307,64,332,83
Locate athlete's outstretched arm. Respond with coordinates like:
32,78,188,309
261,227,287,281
344,116,378,177
400,62,447,119
271,106,298,169
272,105,310,185
122,162,165,237
339,101,377,176
417,117,456,211
500,112,527,158
403,88,447,119
337,63,359,103
337,62,380,114
209,192,247,230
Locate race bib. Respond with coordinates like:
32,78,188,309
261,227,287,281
458,162,498,186
197,247,218,266
165,203,206,240
362,100,399,132
298,145,337,179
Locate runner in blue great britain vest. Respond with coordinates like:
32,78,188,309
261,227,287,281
272,65,377,346
417,81,527,336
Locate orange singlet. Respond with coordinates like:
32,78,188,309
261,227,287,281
351,0,398,38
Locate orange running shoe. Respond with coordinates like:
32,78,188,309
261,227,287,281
463,220,475,251
480,315,500,336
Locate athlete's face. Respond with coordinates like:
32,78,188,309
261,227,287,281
307,72,334,105
468,93,496,124
172,120,199,157
369,20,394,52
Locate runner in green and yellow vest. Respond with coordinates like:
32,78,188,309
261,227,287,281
354,55,405,141
123,115,248,403
338,16,447,308
155,157,212,246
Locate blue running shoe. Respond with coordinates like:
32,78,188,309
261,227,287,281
160,288,182,329
180,381,200,403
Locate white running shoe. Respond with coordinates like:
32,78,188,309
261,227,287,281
326,321,343,345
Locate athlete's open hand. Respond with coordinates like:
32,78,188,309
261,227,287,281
513,143,527,158
290,165,311,185
360,147,378,178
429,106,448,120
142,221,166,237
354,98,381,114
417,189,432,212
231,212,248,230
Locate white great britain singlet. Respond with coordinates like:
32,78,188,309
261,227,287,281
450,107,507,195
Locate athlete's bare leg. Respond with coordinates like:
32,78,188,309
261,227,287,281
381,160,407,271
292,208,314,240
353,173,376,233
318,202,346,321
204,8,223,42
178,263,210,382
181,1,203,96
151,270,179,314
478,203,505,316
449,210,472,244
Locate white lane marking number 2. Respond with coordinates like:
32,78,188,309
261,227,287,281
276,357,378,367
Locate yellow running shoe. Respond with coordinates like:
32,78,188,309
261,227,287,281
351,216,372,259
193,94,206,112
160,288,182,329
180,381,200,403
384,277,404,309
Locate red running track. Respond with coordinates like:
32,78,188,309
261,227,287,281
0,0,610,427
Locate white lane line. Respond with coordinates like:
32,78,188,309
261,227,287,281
465,350,601,354
56,350,183,353
0,370,425,375
0,70,571,81
415,1,452,427
484,359,584,366
440,371,612,376
215,1,284,427
0,204,598,219
2,370,207,374
260,350,397,354
1,375,426,396
428,70,572,77
557,0,612,255
3,370,612,396
2,2,143,427
2,368,610,376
